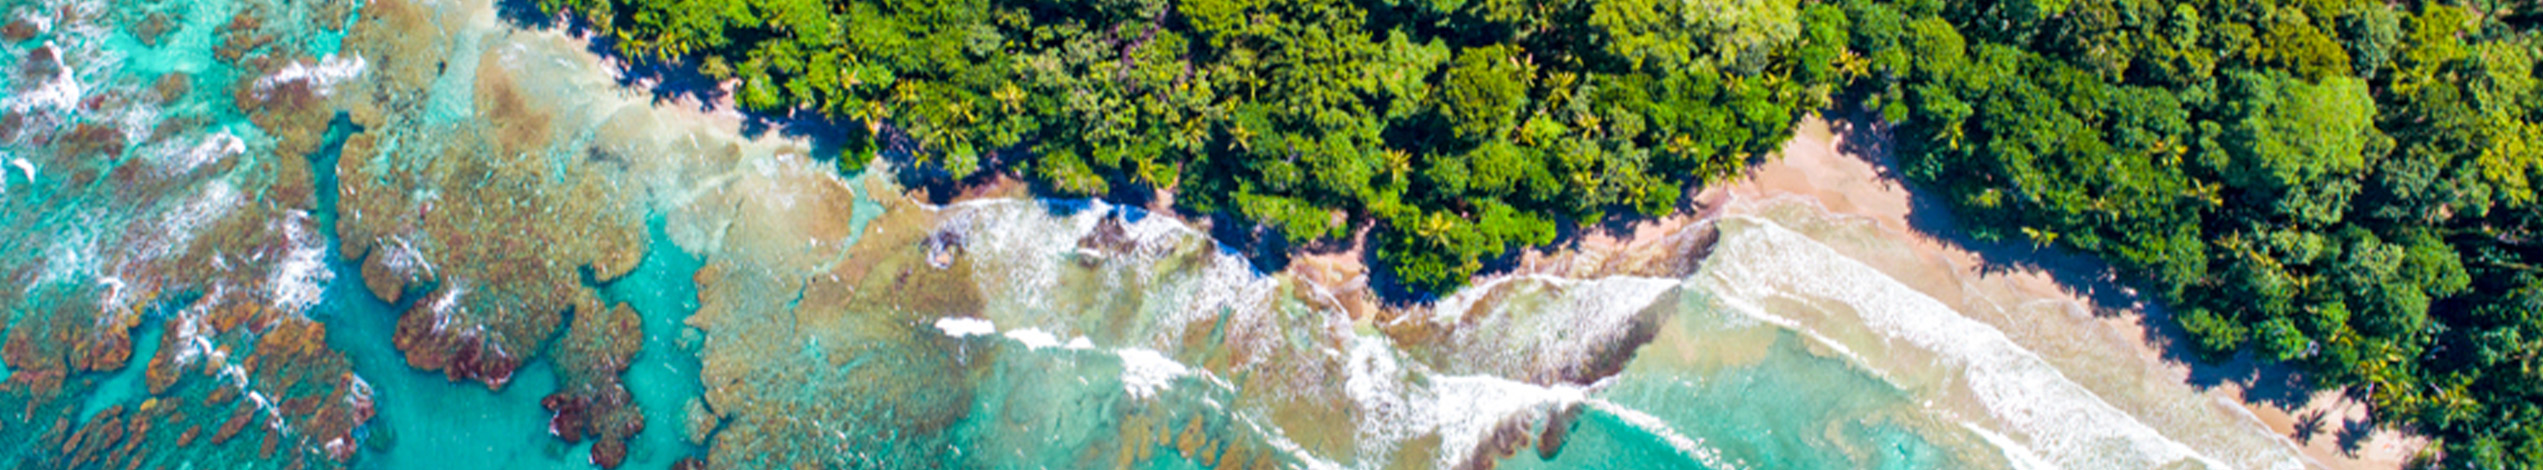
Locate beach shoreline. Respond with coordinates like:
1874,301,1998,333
1271,114,2426,469
1710,116,2424,469
566,7,2428,459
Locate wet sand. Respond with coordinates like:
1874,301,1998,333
1723,116,2425,469
1280,114,2426,468
560,3,2425,458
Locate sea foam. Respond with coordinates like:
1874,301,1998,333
1701,215,2272,470
254,53,369,97
264,212,334,313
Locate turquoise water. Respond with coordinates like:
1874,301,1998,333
1515,330,1968,470
317,271,576,469
73,318,162,423
0,0,2314,468
598,215,709,469
304,108,581,469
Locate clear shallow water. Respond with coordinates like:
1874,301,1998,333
0,0,2312,468
597,215,710,468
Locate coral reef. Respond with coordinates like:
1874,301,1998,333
0,285,135,412
0,0,377,468
130,12,168,46
150,73,187,104
1,18,35,42
318,0,664,465
655,158,997,465
214,10,275,63
544,300,646,468
332,2,646,392
1,0,1714,467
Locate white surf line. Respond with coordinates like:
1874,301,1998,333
1424,272,1681,324
1582,399,1751,470
254,53,369,97
931,316,996,338
931,316,1228,401
1724,195,2320,469
1705,215,2266,470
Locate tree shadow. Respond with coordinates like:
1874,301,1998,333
490,0,1798,308
497,0,864,163
1208,214,1294,275
1822,108,2323,411
2293,409,2329,443
492,0,554,30
2337,414,2377,456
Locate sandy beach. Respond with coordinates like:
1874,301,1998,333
1277,114,2428,468
1720,116,2426,469
612,26,2431,461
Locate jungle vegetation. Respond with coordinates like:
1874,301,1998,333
536,0,1849,293
538,0,2542,465
1833,0,2541,466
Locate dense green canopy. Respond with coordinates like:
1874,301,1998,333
538,0,1848,292
548,0,2543,465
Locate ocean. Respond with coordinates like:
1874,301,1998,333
0,0,2314,468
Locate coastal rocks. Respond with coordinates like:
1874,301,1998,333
388,307,523,388
1,18,36,42
331,1,647,396
1534,403,1581,460
544,300,648,468
142,292,376,468
541,385,643,468
62,405,128,468
213,401,254,444
10,239,376,470
1108,406,1287,470
334,0,445,127
248,320,378,463
236,68,336,160
312,0,669,463
0,0,388,467
214,10,277,63
150,73,187,104
336,99,644,393
0,285,140,411
683,397,717,444
1384,276,1682,386
16,43,58,81
56,121,121,158
661,163,1027,466
130,12,170,47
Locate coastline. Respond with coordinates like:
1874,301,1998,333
574,12,2427,463
1712,116,2425,469
1272,114,2427,468
1,0,2466,465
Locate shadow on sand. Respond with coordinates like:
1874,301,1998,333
489,0,1771,308
1820,109,2381,454
489,9,2375,455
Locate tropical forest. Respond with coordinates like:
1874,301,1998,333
534,0,2543,465
0,0,2537,466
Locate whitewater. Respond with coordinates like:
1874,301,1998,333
0,0,2352,467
